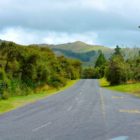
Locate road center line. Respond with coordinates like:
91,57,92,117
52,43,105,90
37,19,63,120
99,88,106,119
99,88,109,140
32,122,52,132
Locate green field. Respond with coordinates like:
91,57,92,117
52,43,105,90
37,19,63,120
99,78,140,97
0,80,78,114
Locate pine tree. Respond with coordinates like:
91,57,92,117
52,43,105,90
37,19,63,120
95,50,106,68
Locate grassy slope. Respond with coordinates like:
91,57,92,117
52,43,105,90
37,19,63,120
99,78,140,97
0,80,78,114
50,41,112,53
46,41,113,66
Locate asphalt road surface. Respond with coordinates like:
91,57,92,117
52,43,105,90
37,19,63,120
0,79,140,140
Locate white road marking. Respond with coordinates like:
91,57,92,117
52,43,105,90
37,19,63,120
119,109,140,114
14,106,46,120
32,122,52,132
112,96,125,99
110,136,129,140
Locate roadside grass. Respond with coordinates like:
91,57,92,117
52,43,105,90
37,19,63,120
0,80,79,115
99,78,140,97
99,78,110,87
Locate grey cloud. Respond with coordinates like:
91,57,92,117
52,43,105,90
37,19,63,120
97,30,140,46
0,7,137,32
0,0,140,46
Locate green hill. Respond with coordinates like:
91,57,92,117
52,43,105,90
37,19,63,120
40,41,113,66
40,42,140,66
48,41,112,53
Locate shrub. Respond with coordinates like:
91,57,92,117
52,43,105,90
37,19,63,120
1,91,9,100
49,74,66,88
105,56,128,85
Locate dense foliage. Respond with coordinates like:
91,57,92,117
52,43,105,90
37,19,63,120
0,42,81,100
82,51,106,79
0,41,139,100
105,46,140,85
95,50,106,68
82,46,140,85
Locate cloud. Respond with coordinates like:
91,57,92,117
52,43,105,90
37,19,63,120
0,27,99,45
97,30,140,47
0,27,38,45
43,32,98,45
0,0,140,46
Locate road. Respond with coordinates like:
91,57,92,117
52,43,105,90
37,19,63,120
0,79,140,140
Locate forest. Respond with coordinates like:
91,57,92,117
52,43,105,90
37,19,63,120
82,46,140,85
0,41,140,101
0,42,82,100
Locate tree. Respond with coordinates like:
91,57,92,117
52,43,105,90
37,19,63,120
105,51,128,85
132,55,140,81
82,67,100,79
95,51,106,68
114,45,121,55
0,68,9,99
82,68,94,79
111,45,124,61
94,51,106,78
0,42,82,100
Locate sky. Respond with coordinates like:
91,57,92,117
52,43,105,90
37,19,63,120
0,0,140,47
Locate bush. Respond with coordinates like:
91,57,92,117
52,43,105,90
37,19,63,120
105,56,128,85
0,42,82,100
82,68,94,79
49,74,66,88
0,69,7,81
1,91,9,100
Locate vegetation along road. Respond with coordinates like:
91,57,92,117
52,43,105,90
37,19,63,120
0,79,140,140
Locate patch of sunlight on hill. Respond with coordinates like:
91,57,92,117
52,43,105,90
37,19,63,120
50,41,112,53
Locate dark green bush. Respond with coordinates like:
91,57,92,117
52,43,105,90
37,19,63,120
1,91,9,100
0,42,82,100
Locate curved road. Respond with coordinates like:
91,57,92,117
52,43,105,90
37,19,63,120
0,80,140,140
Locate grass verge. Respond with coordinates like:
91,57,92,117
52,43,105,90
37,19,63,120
0,80,79,115
99,78,140,97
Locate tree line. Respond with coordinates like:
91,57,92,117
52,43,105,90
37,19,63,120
0,42,139,100
0,42,82,100
82,46,140,85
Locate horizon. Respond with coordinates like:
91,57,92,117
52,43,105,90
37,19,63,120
0,0,140,47
1,39,140,49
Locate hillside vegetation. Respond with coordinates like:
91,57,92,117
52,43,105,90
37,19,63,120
39,41,140,67
48,41,111,53
0,41,81,100
82,45,140,95
39,41,113,66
